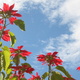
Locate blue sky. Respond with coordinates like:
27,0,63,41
1,0,80,80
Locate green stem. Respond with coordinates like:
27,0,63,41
0,18,6,40
48,65,51,80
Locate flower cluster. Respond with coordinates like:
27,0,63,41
28,72,41,80
37,52,63,66
0,3,21,24
10,45,32,57
0,3,22,42
76,66,80,70
10,64,34,80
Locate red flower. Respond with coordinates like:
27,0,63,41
28,72,41,80
0,26,3,30
0,3,22,24
0,19,4,24
26,67,34,73
11,65,34,75
37,54,45,61
11,66,22,71
76,66,80,70
10,46,32,57
2,3,22,17
2,30,10,41
37,52,63,66
9,17,17,24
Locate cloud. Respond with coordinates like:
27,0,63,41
59,0,80,23
30,0,80,68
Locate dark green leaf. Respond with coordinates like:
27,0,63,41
13,55,20,66
9,32,16,47
0,42,2,47
56,66,71,78
21,78,27,80
42,72,49,79
20,56,27,61
51,71,64,80
1,72,5,79
21,63,31,67
14,19,25,31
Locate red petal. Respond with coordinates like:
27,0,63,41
0,19,4,24
3,30,10,34
3,3,9,12
76,67,80,70
12,13,22,17
2,34,10,41
9,4,15,11
20,50,32,57
17,46,23,49
0,26,3,30
2,30,10,41
9,17,17,24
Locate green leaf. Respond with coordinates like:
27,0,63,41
20,55,27,61
0,74,3,80
42,72,49,79
0,52,3,71
10,77,17,80
6,73,12,80
1,72,5,79
56,66,71,78
9,32,16,47
51,71,64,80
6,68,12,74
2,46,10,52
13,55,20,66
21,63,31,67
2,46,11,71
14,19,25,31
0,42,2,47
21,78,27,80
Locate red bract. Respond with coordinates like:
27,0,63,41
2,3,22,17
26,67,34,73
0,3,22,24
76,66,80,70
10,46,32,57
11,65,34,76
37,54,45,61
0,26,3,30
0,19,4,24
11,66,22,71
37,52,63,66
28,72,41,80
2,30,10,41
9,17,17,24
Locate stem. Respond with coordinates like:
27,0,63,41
0,18,6,80
48,65,51,80
0,18,6,40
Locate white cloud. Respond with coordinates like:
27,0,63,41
59,0,80,23
33,0,80,68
